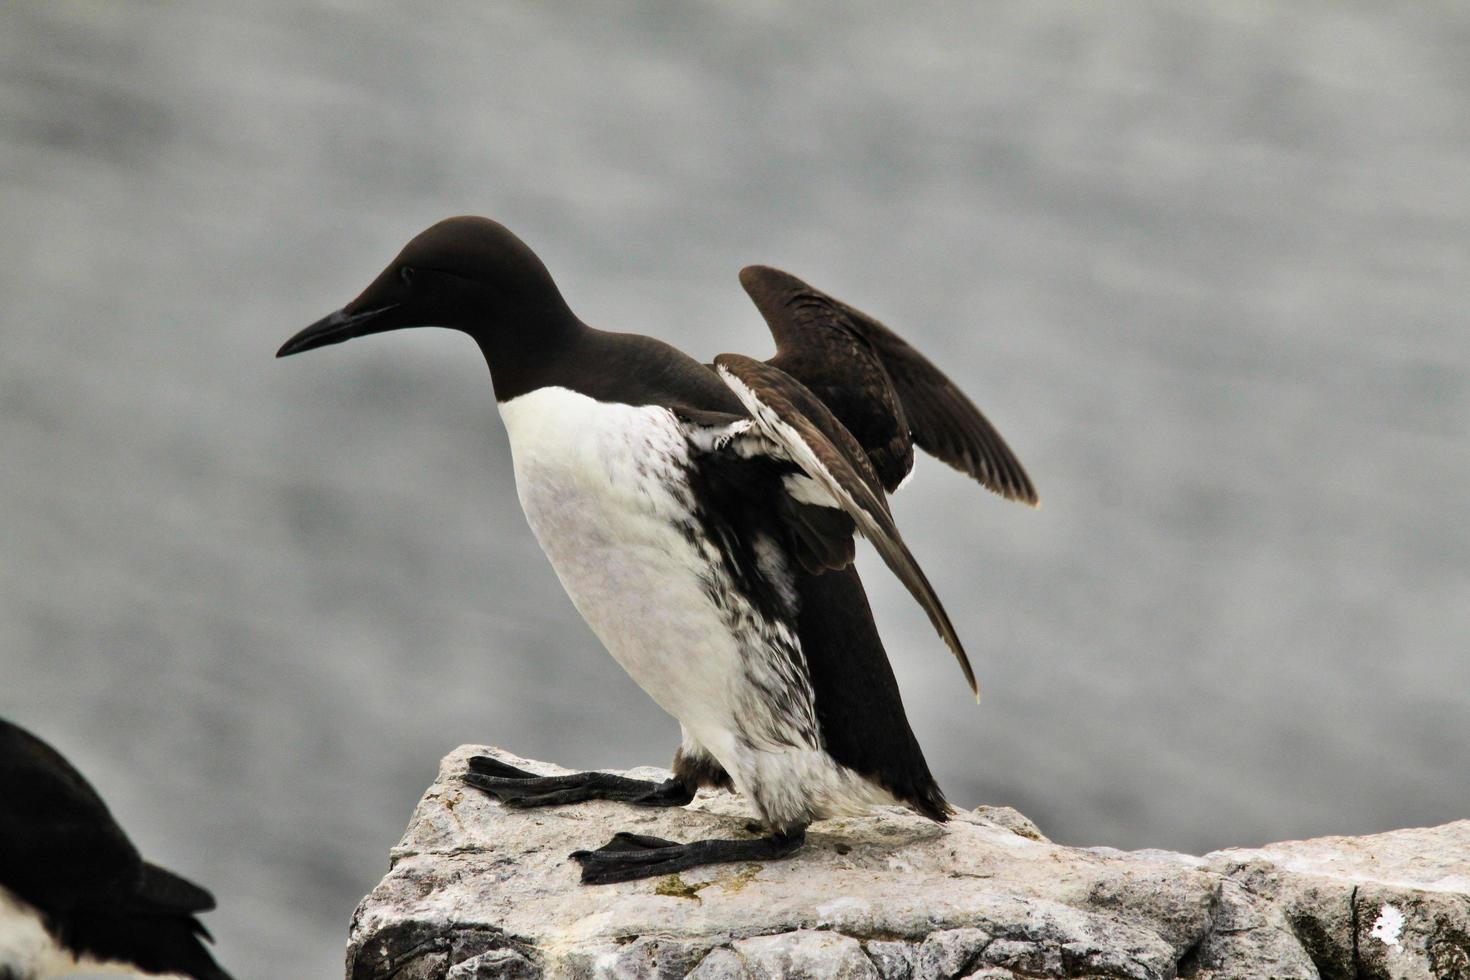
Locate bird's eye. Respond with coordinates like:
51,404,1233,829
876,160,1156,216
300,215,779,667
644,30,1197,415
399,266,415,285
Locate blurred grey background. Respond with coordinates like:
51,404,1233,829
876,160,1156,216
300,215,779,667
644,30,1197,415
3,1,1467,976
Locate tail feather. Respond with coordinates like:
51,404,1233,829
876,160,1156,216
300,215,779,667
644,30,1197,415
67,911,234,980
61,875,233,980
132,862,216,914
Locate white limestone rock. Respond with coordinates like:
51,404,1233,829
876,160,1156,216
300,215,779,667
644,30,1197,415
345,746,1470,980
1196,822,1470,980
685,948,751,980
730,931,877,979
861,941,915,980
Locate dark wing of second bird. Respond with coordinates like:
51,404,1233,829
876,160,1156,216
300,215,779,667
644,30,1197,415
740,265,1038,504
0,719,146,912
0,719,231,980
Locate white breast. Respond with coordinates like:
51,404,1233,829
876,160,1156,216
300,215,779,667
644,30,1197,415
498,388,752,758
504,388,819,741
0,885,52,979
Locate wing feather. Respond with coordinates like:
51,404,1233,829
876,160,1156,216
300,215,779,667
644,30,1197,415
848,307,1038,505
713,354,979,699
740,265,1038,505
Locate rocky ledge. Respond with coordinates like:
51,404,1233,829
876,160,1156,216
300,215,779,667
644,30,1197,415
346,747,1469,980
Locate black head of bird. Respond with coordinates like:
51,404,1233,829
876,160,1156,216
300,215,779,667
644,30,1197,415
277,216,579,367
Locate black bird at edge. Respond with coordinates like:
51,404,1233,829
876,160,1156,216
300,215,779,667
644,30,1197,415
277,217,1036,884
0,718,233,980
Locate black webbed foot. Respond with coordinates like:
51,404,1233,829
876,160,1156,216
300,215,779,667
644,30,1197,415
463,756,694,809
571,829,806,884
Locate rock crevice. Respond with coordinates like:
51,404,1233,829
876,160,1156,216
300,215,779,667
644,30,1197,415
346,747,1470,979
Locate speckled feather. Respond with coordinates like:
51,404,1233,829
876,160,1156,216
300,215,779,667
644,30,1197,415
714,355,978,700
498,387,912,832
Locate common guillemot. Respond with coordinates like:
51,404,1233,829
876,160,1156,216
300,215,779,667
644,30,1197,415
277,216,1035,883
0,719,233,980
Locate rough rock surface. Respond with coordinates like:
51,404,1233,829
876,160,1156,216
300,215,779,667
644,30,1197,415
346,747,1470,980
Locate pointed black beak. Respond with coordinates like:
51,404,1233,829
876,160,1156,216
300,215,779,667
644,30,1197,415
276,304,400,358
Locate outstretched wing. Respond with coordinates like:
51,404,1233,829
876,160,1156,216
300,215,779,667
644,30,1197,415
712,354,979,699
740,265,1038,506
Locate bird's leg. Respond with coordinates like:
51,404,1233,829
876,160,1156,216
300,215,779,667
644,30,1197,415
571,828,806,884
463,756,694,809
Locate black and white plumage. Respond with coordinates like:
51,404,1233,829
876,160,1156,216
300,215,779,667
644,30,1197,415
0,719,232,980
277,216,1035,882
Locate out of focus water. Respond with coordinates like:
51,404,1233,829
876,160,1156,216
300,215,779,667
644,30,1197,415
2,2,1467,976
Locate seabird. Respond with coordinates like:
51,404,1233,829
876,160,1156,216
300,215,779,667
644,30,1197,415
0,718,233,980
277,216,1035,884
